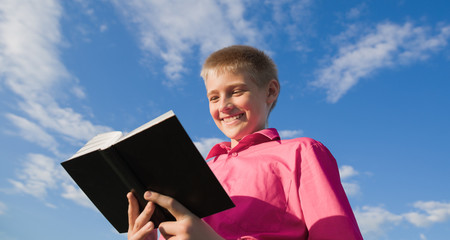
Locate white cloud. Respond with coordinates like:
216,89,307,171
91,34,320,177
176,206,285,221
111,0,259,84
100,24,108,33
354,201,450,239
341,182,360,197
337,166,450,238
0,0,67,92
404,201,450,227
269,0,312,25
266,0,313,51
73,0,95,16
278,129,304,139
60,182,96,209
17,100,110,142
354,205,403,239
0,0,110,146
194,137,225,158
311,22,450,103
8,154,61,199
345,3,367,20
5,113,59,154
339,165,360,197
339,165,359,179
7,152,97,209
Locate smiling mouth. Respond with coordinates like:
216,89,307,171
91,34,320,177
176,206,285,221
221,113,244,123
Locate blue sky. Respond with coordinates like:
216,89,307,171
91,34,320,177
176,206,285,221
1,0,449,239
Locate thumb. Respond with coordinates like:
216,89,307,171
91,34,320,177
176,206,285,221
144,191,192,220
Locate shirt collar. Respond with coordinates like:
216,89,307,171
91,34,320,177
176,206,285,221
206,128,280,159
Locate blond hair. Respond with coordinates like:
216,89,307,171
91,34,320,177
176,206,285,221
201,45,279,111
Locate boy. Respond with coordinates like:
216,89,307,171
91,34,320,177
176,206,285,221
127,45,363,240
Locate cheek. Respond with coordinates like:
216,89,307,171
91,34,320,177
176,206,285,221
246,98,266,120
233,96,250,109
240,98,257,114
209,104,218,119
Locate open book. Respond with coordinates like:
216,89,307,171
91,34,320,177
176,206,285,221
61,111,234,233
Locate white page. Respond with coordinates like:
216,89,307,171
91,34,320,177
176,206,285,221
69,131,123,159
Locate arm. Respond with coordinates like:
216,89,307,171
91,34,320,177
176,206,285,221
299,142,363,240
127,191,225,240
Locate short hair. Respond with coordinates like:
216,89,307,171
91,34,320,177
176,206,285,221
201,45,279,111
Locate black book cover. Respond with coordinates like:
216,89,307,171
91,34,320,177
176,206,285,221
61,111,234,233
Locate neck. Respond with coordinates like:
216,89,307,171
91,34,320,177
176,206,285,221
231,139,239,148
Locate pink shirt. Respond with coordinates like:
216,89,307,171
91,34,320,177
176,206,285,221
203,128,363,240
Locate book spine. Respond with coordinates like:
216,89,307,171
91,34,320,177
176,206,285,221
99,147,148,210
99,147,174,227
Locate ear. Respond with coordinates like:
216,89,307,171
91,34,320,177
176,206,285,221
266,79,280,105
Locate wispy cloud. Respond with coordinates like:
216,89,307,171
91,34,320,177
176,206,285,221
7,151,96,209
345,3,367,20
110,0,317,83
8,154,61,199
111,0,259,85
5,113,59,154
339,165,359,179
279,129,304,139
311,22,450,103
0,0,110,146
339,165,360,197
17,100,110,142
0,0,111,209
266,0,314,51
338,166,450,238
194,137,225,158
355,201,450,239
100,24,108,33
73,0,95,16
355,205,403,239
404,201,450,227
60,182,96,209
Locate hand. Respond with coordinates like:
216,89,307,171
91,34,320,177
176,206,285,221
144,191,224,240
127,192,158,240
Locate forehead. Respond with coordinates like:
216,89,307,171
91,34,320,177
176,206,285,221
205,72,259,90
205,72,254,92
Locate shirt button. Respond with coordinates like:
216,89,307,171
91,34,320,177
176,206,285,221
231,152,238,157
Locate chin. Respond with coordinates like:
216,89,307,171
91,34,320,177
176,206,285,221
225,129,250,141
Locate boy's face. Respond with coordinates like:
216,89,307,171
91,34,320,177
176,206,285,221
205,72,273,147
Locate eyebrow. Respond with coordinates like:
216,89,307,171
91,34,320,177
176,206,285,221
206,90,217,97
206,83,248,97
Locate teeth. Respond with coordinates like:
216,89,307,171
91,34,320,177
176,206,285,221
222,113,243,123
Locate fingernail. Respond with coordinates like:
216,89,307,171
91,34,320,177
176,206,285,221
145,221,154,230
144,191,152,198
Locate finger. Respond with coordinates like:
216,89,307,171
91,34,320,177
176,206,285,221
158,221,182,239
133,200,156,230
144,191,192,220
129,221,155,240
127,192,139,231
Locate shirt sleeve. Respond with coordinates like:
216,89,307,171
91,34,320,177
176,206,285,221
298,142,363,240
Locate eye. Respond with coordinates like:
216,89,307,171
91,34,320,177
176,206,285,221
232,89,244,95
209,95,219,102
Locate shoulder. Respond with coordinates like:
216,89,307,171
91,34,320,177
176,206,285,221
281,137,327,150
281,137,336,163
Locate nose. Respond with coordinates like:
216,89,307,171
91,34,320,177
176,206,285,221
219,98,233,113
